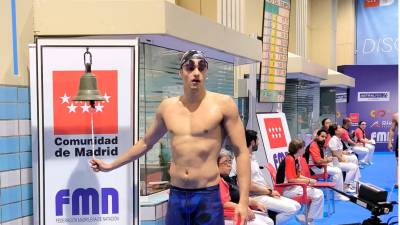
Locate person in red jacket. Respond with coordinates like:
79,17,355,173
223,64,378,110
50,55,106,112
314,118,332,149
304,129,347,201
354,121,375,165
280,138,324,224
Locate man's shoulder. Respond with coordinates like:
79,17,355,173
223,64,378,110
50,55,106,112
285,155,295,163
160,96,179,106
309,141,319,150
208,91,232,102
328,136,339,145
157,97,180,114
207,92,236,112
331,135,340,142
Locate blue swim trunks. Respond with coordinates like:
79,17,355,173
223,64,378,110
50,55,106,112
165,184,224,225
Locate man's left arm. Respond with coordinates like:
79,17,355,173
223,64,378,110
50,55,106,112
388,117,398,150
222,96,250,224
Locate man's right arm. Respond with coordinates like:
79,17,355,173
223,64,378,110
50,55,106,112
91,101,168,172
388,117,398,150
250,182,271,195
310,143,330,164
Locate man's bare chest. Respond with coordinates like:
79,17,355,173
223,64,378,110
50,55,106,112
163,107,224,136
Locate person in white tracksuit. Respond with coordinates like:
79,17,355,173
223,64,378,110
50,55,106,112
230,130,301,225
341,117,369,165
328,124,361,193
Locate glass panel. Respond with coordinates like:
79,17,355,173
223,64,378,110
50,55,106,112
320,87,336,123
138,44,234,195
335,87,348,123
283,79,320,145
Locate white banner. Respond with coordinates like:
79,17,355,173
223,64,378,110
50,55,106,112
256,112,291,169
32,38,139,225
336,93,348,103
357,91,390,102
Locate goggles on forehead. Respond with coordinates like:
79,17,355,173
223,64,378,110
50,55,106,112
182,59,208,72
180,50,208,69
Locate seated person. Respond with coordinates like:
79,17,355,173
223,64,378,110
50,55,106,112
313,118,332,149
304,129,348,201
218,151,274,225
328,124,360,193
342,117,369,165
277,138,324,223
230,130,301,225
354,121,375,165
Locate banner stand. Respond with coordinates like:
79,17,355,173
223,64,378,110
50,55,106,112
256,112,291,169
30,38,139,225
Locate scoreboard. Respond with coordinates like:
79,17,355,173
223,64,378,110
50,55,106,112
259,0,291,103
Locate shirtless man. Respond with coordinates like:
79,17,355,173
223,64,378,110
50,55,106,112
90,50,250,225
388,112,398,188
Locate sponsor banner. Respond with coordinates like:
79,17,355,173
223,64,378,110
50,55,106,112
32,39,138,225
336,93,348,103
338,65,398,151
257,113,291,169
356,0,398,64
357,91,390,102
336,88,348,122
349,113,360,123
349,112,360,127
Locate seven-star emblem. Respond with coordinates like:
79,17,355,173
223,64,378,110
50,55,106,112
60,93,110,113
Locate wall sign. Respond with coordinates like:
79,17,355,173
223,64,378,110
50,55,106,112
257,112,291,169
30,38,139,225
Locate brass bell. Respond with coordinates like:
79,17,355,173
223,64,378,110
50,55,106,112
73,48,105,108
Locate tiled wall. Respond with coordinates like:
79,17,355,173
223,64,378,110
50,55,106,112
0,86,33,225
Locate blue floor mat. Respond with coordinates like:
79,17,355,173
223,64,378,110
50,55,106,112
285,152,398,225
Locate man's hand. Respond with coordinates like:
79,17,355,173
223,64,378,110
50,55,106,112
388,143,393,151
252,201,267,212
309,178,317,185
270,190,281,198
343,151,351,155
90,158,113,172
246,208,255,221
338,156,347,163
235,202,248,225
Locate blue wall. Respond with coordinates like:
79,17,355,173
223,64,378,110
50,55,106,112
338,65,398,151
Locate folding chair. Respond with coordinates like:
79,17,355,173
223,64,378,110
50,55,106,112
266,163,312,224
300,157,336,216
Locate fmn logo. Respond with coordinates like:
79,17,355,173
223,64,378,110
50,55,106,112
55,187,119,216
263,118,287,148
52,71,118,135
